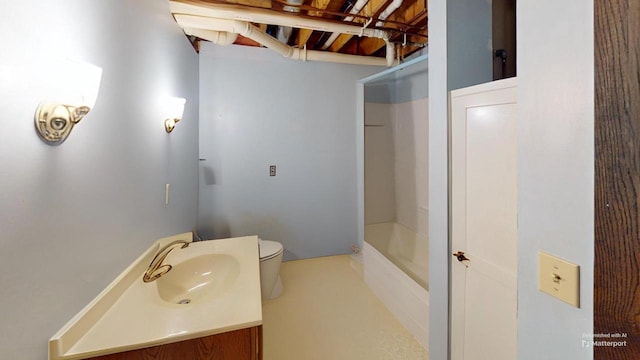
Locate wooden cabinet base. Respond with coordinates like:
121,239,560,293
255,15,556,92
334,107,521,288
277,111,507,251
90,326,262,360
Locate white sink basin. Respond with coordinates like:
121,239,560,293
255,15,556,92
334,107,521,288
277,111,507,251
48,234,262,360
155,253,241,305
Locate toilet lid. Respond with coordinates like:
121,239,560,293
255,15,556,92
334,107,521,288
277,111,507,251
259,240,283,261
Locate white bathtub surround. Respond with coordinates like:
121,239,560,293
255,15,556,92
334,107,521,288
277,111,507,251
364,223,429,349
366,222,428,289
364,102,397,225
350,251,365,277
394,98,429,238
364,97,429,236
48,233,262,360
361,67,429,350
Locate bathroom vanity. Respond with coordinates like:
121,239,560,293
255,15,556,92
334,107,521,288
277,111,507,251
89,326,262,360
48,233,263,360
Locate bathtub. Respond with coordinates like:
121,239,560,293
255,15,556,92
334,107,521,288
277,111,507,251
363,222,429,349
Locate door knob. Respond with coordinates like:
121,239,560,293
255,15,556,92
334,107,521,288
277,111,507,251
453,251,470,262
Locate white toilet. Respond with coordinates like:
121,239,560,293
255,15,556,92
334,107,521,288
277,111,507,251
259,239,284,300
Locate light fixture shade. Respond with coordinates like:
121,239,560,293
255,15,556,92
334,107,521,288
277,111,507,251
34,59,103,145
50,59,103,108
165,97,186,120
163,97,186,133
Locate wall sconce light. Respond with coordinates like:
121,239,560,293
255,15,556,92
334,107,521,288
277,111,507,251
34,59,103,145
164,97,186,133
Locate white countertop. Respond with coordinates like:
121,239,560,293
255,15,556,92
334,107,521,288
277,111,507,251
49,233,262,360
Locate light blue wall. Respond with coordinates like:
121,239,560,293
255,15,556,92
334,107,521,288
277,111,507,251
517,0,594,358
447,0,493,90
429,1,595,359
0,1,199,358
198,43,381,260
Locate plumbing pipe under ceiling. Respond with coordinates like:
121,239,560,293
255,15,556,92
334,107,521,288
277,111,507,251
170,1,396,66
170,1,387,39
184,22,395,67
187,29,238,46
375,0,404,27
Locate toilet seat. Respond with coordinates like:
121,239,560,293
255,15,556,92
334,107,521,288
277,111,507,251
259,239,283,262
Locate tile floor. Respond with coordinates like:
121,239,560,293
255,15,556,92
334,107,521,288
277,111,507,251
261,255,429,360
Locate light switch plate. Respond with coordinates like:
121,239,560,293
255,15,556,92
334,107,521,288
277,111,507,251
538,251,580,307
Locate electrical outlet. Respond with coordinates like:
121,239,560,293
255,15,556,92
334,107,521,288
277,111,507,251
269,165,276,176
538,251,580,307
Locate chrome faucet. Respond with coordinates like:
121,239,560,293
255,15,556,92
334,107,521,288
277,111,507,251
142,240,190,283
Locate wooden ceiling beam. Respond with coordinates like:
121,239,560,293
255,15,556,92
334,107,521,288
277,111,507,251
178,0,428,58
359,37,387,55
371,0,396,20
297,29,314,48
327,33,353,52
406,8,427,25
295,0,341,48
328,0,391,52
359,27,426,56
234,34,263,46
306,0,333,16
209,0,272,8
389,0,425,25
359,0,427,55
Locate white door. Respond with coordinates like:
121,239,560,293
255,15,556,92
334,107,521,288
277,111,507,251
450,78,518,360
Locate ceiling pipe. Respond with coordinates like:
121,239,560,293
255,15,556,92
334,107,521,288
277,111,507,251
375,0,403,27
170,1,388,39
185,28,238,45
181,18,395,66
320,0,370,50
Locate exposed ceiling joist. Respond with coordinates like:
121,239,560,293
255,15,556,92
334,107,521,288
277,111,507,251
172,0,428,62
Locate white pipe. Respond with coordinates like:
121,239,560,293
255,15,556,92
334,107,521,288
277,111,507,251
170,1,388,39
181,17,394,66
375,0,403,27
171,1,397,66
385,37,395,66
242,20,392,66
305,49,391,66
321,0,370,50
184,28,238,46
